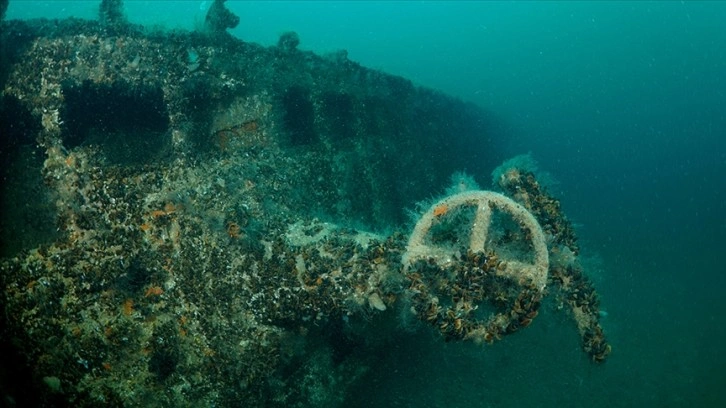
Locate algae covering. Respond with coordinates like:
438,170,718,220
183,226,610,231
0,7,609,407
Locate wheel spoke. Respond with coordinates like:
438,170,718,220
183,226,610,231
499,261,534,282
469,201,492,253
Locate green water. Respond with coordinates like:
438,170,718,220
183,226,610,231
4,1,725,406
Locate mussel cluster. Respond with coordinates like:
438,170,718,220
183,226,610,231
498,169,612,362
405,249,542,345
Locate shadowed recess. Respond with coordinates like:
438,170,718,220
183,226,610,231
60,81,170,164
